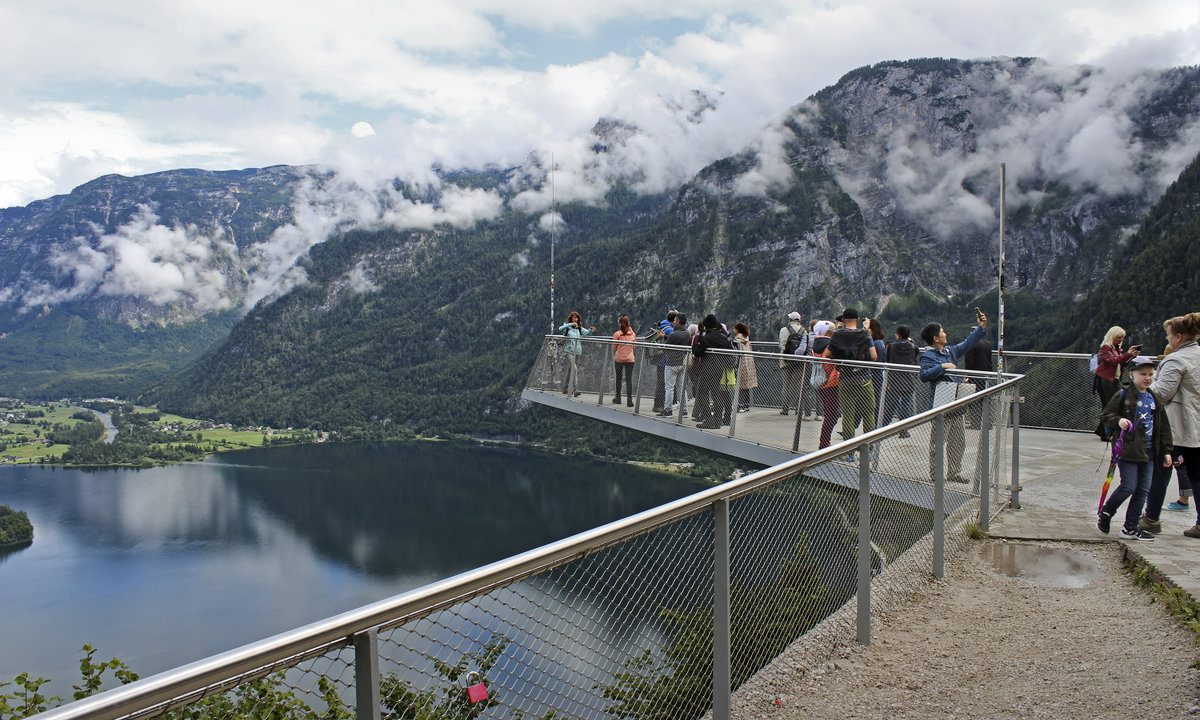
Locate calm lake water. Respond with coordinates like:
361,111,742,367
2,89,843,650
0,441,708,690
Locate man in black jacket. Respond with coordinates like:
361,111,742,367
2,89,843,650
693,314,734,428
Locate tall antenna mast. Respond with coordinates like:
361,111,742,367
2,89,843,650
998,163,1006,375
550,153,556,334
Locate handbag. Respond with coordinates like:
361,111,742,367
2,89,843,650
809,363,826,388
932,381,976,408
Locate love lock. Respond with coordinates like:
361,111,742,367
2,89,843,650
465,671,488,704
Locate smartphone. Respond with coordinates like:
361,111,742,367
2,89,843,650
974,306,984,319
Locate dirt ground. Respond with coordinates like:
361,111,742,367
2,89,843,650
736,539,1200,720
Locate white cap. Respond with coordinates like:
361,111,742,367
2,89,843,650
787,311,801,321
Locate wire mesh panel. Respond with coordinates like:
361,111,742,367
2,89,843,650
374,511,716,720
999,352,1094,431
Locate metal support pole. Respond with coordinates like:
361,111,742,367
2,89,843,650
634,348,647,415
598,348,610,407
354,629,381,720
856,447,872,645
876,368,889,430
728,353,741,438
712,499,731,720
1010,389,1023,510
978,395,992,533
933,416,946,579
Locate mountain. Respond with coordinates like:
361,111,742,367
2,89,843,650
1058,150,1200,354
2,58,1199,436
0,166,305,396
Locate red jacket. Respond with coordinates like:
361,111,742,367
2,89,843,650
1094,343,1135,382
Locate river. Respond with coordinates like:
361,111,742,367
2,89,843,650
0,441,708,691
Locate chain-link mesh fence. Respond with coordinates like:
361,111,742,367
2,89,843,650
44,369,1021,720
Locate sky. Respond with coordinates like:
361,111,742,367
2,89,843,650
1,0,1197,211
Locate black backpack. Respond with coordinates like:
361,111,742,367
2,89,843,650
783,328,806,356
888,339,917,365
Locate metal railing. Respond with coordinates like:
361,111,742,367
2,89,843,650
37,371,1022,720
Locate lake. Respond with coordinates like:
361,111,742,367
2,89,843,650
0,441,709,691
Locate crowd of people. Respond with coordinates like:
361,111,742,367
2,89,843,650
1092,313,1200,541
558,307,1200,541
557,306,993,460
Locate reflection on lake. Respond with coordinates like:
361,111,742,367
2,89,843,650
0,441,707,688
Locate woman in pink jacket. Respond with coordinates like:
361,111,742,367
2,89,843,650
1094,325,1140,408
613,316,637,406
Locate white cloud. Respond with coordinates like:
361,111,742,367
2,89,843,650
20,206,236,311
0,0,1194,212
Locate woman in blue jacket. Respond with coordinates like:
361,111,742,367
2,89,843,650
559,311,594,397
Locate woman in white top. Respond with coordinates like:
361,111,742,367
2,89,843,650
1148,312,1200,537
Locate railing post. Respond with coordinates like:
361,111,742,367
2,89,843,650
728,352,741,437
933,415,945,579
978,394,992,532
1010,387,1023,509
634,347,648,415
712,498,731,720
598,344,610,407
791,357,804,453
857,447,871,645
354,629,381,720
876,368,889,430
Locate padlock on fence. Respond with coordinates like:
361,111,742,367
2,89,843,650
465,672,488,704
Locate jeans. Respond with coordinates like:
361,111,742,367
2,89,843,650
614,361,634,399
564,353,579,394
664,364,688,414
781,362,803,412
1145,461,1177,522
838,378,876,440
818,385,841,448
1102,459,1155,532
929,408,968,479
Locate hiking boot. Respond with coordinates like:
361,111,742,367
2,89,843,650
1184,525,1200,539
1097,511,1112,534
1120,527,1155,541
1138,516,1162,534
1167,501,1191,511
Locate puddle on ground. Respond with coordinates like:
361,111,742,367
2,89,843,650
981,543,1099,588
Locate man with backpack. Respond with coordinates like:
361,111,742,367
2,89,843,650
884,325,920,437
829,308,878,447
778,311,809,415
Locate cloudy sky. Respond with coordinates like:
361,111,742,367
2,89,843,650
1,0,1197,209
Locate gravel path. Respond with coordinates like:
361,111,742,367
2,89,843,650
741,539,1200,720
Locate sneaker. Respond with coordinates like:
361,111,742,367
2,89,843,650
1138,516,1162,534
1120,527,1155,541
612,397,621,403
1184,525,1200,539
1097,511,1112,534
844,452,857,464
1167,501,1191,511
656,410,673,417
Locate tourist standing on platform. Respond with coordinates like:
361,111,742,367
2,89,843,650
884,325,919,437
648,311,678,413
779,311,808,415
559,312,594,397
612,316,637,406
866,318,887,422
733,322,758,413
813,321,842,449
919,309,988,483
1094,326,1140,409
693,314,734,429
829,309,877,445
1147,313,1200,538
658,314,690,418
1097,356,1172,541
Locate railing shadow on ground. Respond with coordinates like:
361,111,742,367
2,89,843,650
38,359,1022,720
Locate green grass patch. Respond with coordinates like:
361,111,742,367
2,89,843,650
1125,552,1200,643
